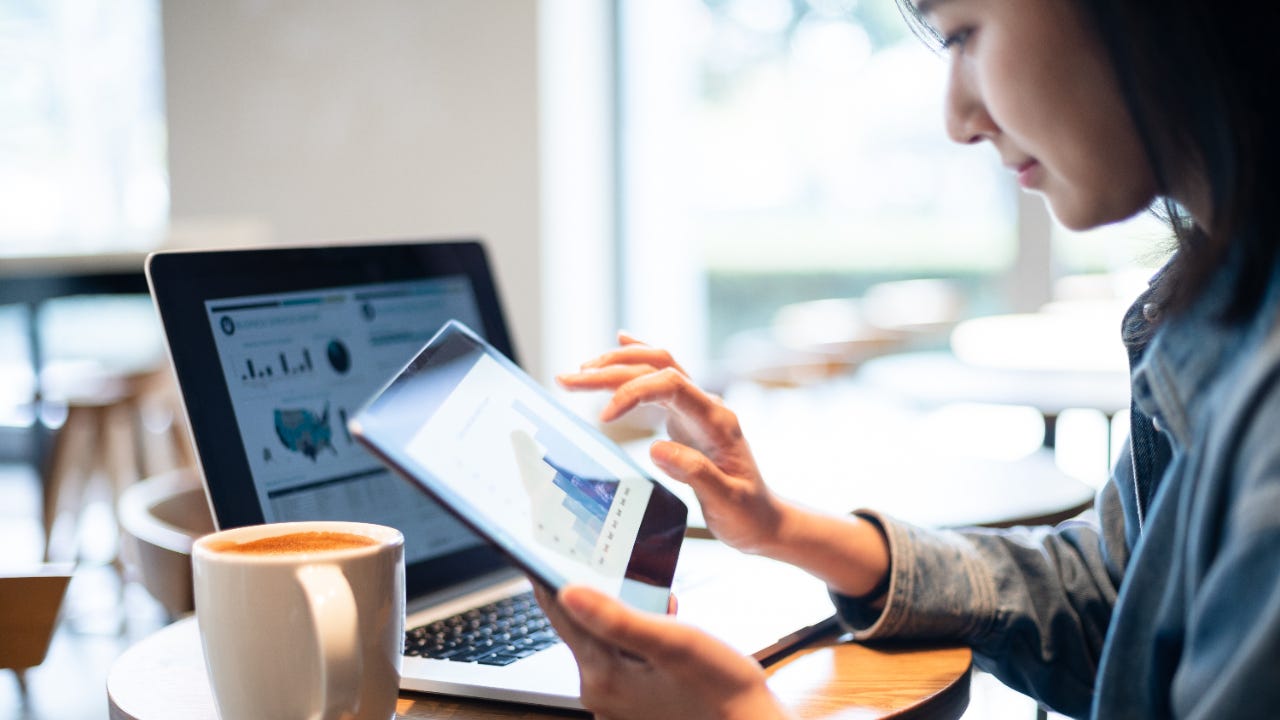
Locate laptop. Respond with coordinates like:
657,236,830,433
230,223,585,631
146,239,836,709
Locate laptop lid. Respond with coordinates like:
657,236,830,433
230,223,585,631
146,240,520,603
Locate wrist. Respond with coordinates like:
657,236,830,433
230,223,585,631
746,492,796,557
849,556,891,603
842,513,892,599
753,504,891,599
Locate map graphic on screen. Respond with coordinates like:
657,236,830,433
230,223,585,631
274,405,334,461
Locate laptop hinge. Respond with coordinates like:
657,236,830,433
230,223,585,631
405,567,528,618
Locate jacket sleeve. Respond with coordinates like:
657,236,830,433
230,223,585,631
832,443,1135,717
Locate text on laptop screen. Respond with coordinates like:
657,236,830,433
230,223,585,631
204,276,485,565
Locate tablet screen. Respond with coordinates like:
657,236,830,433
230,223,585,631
351,320,687,613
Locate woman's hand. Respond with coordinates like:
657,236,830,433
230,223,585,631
558,333,892,599
556,332,784,554
535,584,791,720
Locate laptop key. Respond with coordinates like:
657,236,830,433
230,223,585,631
478,646,539,666
477,653,521,667
405,590,562,664
452,644,500,662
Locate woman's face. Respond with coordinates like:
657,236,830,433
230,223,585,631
919,0,1158,230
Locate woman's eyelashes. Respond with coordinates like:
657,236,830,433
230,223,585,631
941,27,974,51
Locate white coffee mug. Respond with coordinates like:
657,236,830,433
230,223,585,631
192,521,405,720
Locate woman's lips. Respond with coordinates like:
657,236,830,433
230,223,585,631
1015,159,1042,188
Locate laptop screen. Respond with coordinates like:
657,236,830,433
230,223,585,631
146,240,518,598
203,277,487,567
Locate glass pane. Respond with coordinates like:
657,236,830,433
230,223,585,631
1052,210,1174,282
621,0,1016,375
0,0,167,256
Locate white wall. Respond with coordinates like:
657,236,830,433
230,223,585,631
162,0,544,376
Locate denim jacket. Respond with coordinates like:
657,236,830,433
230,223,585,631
833,259,1280,718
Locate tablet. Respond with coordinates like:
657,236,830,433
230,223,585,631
350,320,687,613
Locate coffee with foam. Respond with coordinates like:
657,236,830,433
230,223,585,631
207,531,377,555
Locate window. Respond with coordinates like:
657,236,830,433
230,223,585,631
616,0,1171,382
0,0,167,256
1053,212,1172,285
618,0,1015,377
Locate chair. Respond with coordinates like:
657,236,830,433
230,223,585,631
116,469,213,619
0,565,74,695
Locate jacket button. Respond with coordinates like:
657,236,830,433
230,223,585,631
1142,302,1160,322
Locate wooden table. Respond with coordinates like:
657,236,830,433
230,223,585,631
0,252,150,307
107,617,971,719
0,252,152,380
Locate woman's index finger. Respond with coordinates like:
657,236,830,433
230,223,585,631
583,347,684,374
557,365,654,391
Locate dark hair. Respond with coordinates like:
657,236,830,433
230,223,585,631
896,0,1280,321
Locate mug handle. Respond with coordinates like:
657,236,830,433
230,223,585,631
297,564,361,720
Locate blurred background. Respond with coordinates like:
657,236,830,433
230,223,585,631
1,1,1170,718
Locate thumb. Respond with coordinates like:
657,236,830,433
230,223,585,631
559,585,684,662
650,440,725,494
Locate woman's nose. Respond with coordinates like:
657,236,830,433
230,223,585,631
943,59,996,145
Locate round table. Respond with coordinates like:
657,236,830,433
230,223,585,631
108,617,972,719
629,372,1100,537
859,351,1129,425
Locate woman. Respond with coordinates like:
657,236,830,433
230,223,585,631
538,0,1280,717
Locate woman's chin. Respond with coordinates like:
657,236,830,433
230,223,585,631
1043,192,1149,233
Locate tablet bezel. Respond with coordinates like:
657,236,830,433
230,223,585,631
350,320,688,611
146,239,518,599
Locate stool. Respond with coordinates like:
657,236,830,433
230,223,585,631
39,364,193,563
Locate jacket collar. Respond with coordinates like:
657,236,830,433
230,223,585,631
1127,254,1280,451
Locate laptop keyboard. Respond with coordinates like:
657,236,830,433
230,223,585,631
404,591,562,666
